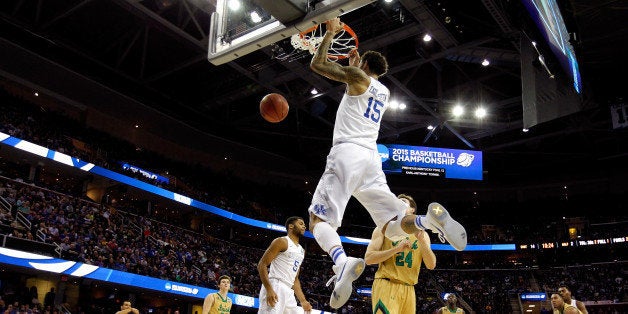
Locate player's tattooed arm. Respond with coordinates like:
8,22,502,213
310,31,348,82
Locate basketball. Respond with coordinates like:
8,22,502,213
260,93,289,123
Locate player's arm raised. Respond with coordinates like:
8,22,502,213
310,18,367,86
365,227,410,265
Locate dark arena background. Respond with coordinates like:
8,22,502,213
0,0,626,313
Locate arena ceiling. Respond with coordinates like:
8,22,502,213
0,0,626,185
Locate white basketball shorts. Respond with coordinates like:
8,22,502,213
258,278,303,314
308,142,408,230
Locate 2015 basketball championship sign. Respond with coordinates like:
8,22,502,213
378,144,483,180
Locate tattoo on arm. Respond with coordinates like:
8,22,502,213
312,33,333,65
310,33,350,83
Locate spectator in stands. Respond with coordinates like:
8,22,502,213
438,293,465,314
365,194,435,313
43,288,54,308
558,286,588,314
3,304,14,314
550,293,580,314
115,300,139,314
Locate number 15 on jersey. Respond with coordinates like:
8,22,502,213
363,97,384,123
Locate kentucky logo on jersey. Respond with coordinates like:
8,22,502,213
313,204,327,215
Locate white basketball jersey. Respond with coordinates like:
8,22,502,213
570,299,577,307
268,236,305,287
333,78,390,150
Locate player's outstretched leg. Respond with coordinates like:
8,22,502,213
326,256,365,309
423,202,467,251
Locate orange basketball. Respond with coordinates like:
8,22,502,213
260,93,289,123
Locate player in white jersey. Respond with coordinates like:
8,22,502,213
257,216,312,314
309,17,468,309
558,286,588,314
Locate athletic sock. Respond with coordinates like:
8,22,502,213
312,221,347,265
415,215,428,230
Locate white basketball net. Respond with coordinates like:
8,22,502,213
290,26,357,61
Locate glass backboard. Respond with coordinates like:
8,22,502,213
208,0,375,65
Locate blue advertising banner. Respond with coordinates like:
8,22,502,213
121,163,170,184
0,248,332,313
378,144,483,180
356,287,372,296
520,292,547,301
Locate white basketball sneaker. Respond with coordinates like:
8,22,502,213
326,257,365,309
425,202,467,251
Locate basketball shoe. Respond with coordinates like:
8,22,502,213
326,257,365,309
425,202,467,251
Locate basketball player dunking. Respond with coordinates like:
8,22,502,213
308,17,467,309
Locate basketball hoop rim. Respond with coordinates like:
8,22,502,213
298,24,359,60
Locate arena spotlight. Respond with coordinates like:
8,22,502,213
427,125,434,130
384,0,393,3
390,100,399,109
399,103,407,110
481,59,490,66
522,128,529,132
452,105,464,117
423,34,432,42
34,92,39,97
474,107,487,118
227,0,240,11
310,88,318,95
250,11,262,23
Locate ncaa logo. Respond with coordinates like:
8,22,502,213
377,144,389,162
456,153,474,167
164,283,172,290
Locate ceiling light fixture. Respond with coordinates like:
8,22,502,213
227,0,240,11
310,88,318,95
452,105,464,117
474,107,487,118
481,58,490,66
250,11,262,23
422,34,432,42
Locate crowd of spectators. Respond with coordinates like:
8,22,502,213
536,263,626,304
1,177,627,313
0,284,62,314
0,178,373,312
